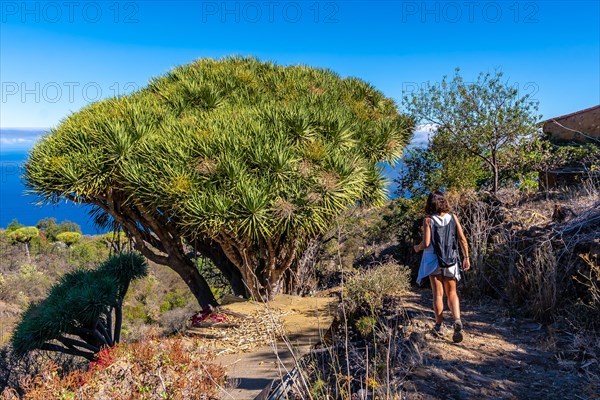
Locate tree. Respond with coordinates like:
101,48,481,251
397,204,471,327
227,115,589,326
8,227,39,263
36,218,82,242
396,143,489,198
6,219,24,232
24,57,413,308
11,252,147,361
56,231,82,247
404,69,541,193
100,230,131,253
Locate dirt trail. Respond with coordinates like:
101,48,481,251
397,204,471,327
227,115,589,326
400,288,598,400
185,294,338,400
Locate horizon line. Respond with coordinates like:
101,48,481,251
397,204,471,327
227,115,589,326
0,127,49,131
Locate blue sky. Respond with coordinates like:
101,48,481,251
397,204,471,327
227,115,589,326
1,0,599,137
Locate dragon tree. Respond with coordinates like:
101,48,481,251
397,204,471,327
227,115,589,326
24,57,413,308
12,252,147,360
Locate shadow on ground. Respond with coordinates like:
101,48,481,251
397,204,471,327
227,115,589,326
400,287,598,400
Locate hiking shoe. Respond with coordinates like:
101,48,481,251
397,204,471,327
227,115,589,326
431,323,444,338
452,320,464,343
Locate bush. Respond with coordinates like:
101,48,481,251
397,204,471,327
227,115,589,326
355,315,377,337
381,197,423,274
159,289,190,313
344,261,410,316
0,264,51,307
5,220,23,233
124,274,161,324
448,186,600,326
25,237,45,257
0,344,86,396
159,303,197,335
123,302,150,323
68,238,107,267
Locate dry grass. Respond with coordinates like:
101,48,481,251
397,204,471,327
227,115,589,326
296,295,423,400
186,307,288,355
449,181,600,326
344,262,411,315
286,260,417,399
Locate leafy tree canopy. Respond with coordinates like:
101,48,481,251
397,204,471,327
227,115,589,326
36,218,82,242
6,219,24,233
404,69,541,193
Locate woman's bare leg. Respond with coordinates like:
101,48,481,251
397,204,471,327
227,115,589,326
429,274,445,324
442,277,461,320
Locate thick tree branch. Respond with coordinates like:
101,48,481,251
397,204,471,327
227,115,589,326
57,336,101,353
40,343,95,361
96,320,114,347
114,304,123,344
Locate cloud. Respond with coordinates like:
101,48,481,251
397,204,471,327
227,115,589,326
409,123,438,148
0,137,38,145
0,129,44,149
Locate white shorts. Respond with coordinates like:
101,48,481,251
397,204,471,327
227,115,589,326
430,264,460,280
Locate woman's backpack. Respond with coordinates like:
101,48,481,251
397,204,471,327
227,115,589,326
431,214,458,268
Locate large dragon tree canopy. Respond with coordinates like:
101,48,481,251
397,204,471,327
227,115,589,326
24,57,413,303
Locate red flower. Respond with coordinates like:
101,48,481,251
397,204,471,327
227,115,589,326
190,311,227,326
88,346,115,371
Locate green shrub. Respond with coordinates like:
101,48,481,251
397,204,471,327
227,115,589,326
69,239,108,266
122,274,163,324
355,315,377,337
159,289,190,313
124,302,150,322
0,264,51,306
6,219,24,233
518,171,539,192
310,378,328,399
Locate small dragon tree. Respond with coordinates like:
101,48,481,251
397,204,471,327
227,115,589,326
56,231,82,247
8,227,39,263
100,231,130,253
11,252,148,361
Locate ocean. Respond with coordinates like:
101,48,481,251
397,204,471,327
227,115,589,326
0,149,106,235
0,129,106,234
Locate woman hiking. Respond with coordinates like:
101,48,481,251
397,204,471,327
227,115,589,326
414,190,470,343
